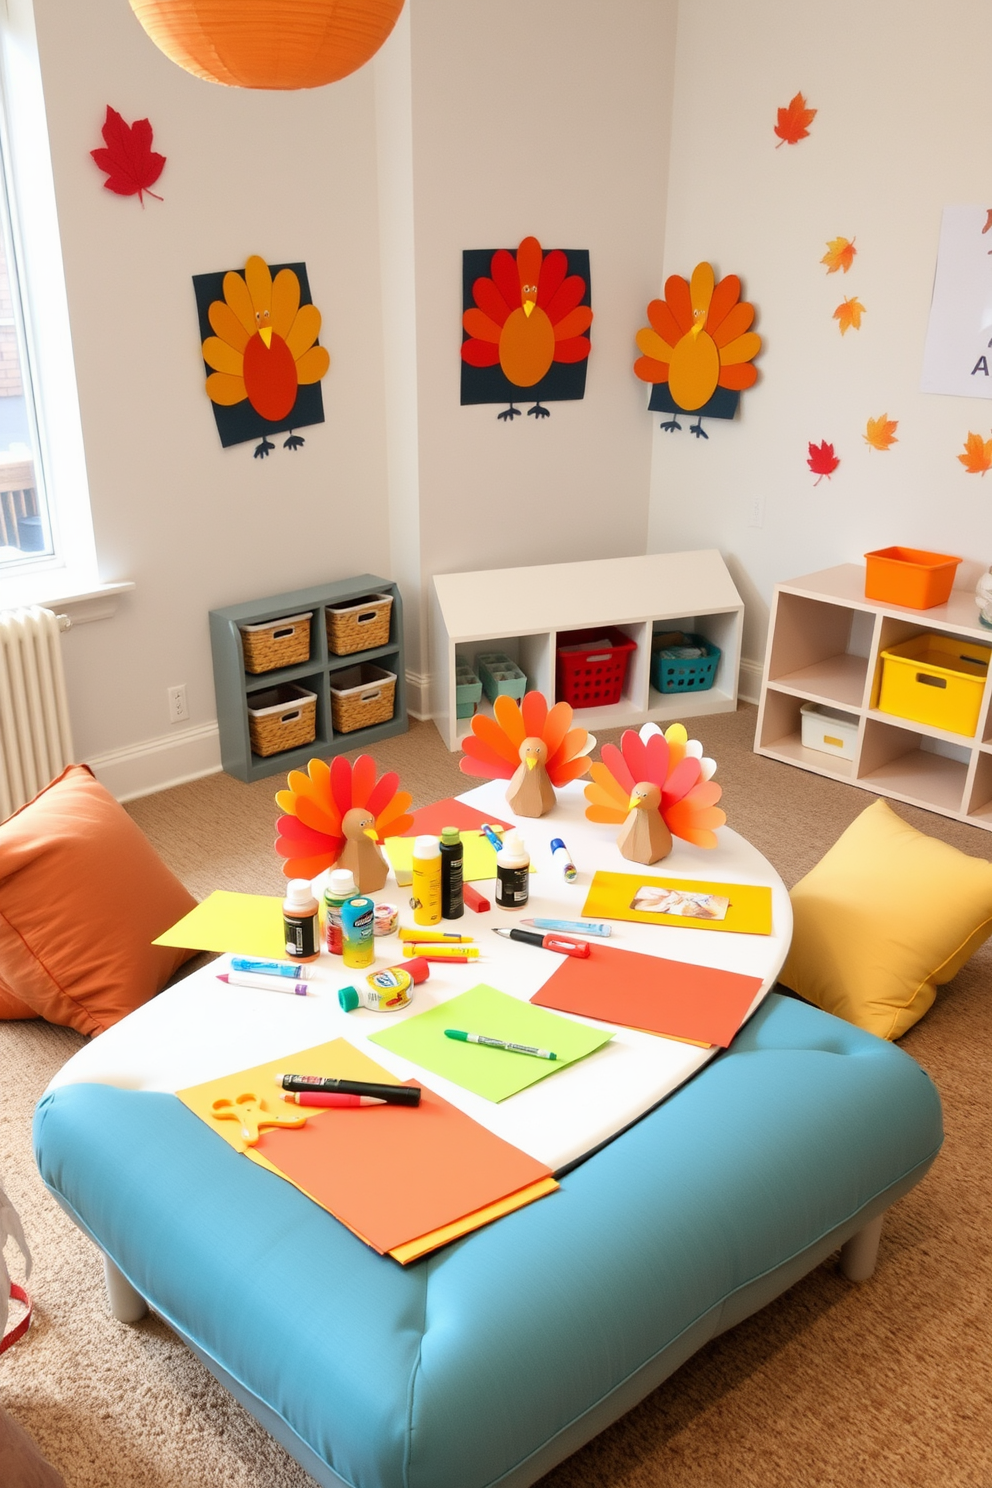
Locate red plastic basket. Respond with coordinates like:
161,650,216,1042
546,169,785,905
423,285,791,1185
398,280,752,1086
556,627,637,708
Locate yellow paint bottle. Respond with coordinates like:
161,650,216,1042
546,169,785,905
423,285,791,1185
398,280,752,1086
410,835,442,927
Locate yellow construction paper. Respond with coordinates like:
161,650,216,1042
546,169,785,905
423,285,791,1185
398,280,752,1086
176,1039,402,1153
154,890,285,958
388,1177,559,1264
582,871,772,936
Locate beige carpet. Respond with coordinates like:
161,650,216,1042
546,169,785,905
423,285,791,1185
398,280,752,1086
1,708,990,1488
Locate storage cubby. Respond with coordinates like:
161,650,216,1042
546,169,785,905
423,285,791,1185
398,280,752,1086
210,574,407,782
430,552,743,750
756,563,992,831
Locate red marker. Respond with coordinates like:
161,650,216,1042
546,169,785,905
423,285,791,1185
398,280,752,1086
491,927,591,958
282,1091,387,1109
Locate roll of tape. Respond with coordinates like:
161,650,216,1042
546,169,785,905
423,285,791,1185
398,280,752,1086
374,902,398,936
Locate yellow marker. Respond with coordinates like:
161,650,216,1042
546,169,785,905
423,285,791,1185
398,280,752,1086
402,944,480,959
399,928,474,944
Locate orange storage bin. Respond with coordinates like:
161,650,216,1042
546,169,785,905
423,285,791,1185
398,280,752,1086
864,547,962,609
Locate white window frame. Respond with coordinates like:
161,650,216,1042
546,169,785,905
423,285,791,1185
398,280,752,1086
0,0,102,609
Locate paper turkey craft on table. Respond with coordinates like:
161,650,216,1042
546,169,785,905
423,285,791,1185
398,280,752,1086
461,237,592,421
460,693,595,818
584,723,725,864
634,262,761,438
274,755,413,892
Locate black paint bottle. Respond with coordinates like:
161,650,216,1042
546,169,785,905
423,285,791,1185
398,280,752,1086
440,826,464,919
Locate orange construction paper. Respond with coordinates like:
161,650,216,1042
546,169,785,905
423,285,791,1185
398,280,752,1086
530,942,763,1048
257,1081,555,1256
396,799,513,839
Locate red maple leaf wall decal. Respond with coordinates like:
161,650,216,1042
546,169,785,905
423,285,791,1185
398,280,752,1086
90,106,165,204
807,440,840,484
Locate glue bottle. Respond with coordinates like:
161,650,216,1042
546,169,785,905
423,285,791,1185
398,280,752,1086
338,956,429,1013
411,835,442,926
440,826,464,919
341,896,376,969
495,831,530,910
323,868,357,955
283,879,320,962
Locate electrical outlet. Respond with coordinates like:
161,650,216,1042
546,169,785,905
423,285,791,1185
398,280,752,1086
167,685,189,724
748,498,765,529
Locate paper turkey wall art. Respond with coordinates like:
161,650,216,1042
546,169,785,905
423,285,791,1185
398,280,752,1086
193,256,330,458
634,263,761,437
461,237,592,420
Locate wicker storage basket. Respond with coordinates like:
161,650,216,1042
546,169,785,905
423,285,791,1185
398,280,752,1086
247,683,317,757
239,612,313,674
330,664,396,734
325,594,393,656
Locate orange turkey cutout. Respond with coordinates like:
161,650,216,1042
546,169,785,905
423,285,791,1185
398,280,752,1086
275,754,413,891
461,237,592,420
459,692,595,818
585,723,725,864
634,263,761,438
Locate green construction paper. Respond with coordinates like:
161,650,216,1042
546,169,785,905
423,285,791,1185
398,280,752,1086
369,984,613,1102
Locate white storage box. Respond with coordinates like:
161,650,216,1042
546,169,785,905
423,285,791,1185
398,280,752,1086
800,702,858,761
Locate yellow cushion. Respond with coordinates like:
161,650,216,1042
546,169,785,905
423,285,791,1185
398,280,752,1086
778,798,992,1039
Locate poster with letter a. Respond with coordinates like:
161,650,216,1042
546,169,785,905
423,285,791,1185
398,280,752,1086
920,206,992,399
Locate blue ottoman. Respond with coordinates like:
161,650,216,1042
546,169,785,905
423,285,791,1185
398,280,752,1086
34,994,942,1488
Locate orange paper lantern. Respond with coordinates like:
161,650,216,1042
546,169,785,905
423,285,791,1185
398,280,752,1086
128,0,405,90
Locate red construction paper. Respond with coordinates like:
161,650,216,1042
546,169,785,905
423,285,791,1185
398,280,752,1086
530,942,762,1048
397,799,512,839
256,1081,553,1255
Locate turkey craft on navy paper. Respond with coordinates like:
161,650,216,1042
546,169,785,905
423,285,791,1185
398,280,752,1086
194,256,330,459
461,237,592,420
634,262,761,438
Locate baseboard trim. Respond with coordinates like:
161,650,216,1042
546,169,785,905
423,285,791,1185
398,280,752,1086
86,722,222,803
405,668,431,720
737,657,763,705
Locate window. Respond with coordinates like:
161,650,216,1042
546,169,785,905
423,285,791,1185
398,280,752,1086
0,173,51,566
0,2,98,600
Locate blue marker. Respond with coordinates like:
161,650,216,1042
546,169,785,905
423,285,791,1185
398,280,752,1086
549,838,577,882
479,823,505,852
520,917,612,938
230,956,312,980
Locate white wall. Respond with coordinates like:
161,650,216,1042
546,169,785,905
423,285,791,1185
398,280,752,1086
13,0,679,791
27,0,391,777
408,0,677,603
649,0,992,676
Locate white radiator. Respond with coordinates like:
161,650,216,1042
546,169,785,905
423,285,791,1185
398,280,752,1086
0,606,74,820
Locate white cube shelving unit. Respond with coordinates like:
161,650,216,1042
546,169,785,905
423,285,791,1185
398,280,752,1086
430,550,743,752
754,563,992,831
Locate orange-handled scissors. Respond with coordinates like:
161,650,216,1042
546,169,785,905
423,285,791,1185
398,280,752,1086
210,1091,307,1147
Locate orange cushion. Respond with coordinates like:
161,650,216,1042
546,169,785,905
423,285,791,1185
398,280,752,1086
0,764,197,1036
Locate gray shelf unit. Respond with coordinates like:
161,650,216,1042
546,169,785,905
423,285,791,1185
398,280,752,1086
209,575,407,783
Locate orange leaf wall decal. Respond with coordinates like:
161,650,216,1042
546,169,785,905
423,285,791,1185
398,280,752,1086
834,296,865,335
822,237,856,274
958,431,992,475
774,92,816,146
864,415,898,451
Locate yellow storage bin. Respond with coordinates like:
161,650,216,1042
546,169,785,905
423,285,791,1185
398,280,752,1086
877,634,990,737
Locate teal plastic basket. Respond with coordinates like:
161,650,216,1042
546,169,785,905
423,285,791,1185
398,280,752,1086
456,665,483,719
650,634,720,694
476,652,527,704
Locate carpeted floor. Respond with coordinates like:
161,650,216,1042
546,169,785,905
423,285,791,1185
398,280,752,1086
1,706,990,1487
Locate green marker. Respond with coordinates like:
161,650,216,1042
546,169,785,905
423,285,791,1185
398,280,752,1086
444,1029,557,1061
